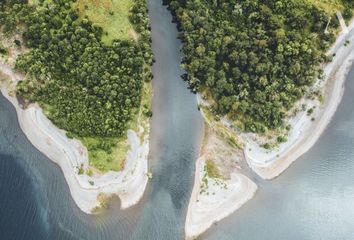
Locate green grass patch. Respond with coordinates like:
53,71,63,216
74,0,136,44
305,0,343,13
30,0,138,43
79,136,128,172
0,43,8,56
205,159,221,179
127,81,152,140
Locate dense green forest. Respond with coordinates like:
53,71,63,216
0,0,152,137
0,0,153,171
164,0,354,133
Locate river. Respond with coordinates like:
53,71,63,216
1,1,354,240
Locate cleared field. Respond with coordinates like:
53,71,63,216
74,0,136,44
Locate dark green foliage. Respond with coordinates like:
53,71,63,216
341,0,354,8
277,136,287,143
343,8,353,20
164,0,345,132
14,39,21,46
307,107,314,115
2,0,153,138
130,0,154,76
0,45,7,55
0,0,34,34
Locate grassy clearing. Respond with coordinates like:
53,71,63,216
74,0,136,44
305,0,343,13
29,0,137,43
79,136,128,172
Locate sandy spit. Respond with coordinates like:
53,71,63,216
0,64,149,213
185,155,257,239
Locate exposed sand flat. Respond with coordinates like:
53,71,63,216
0,64,149,213
245,21,354,179
185,156,257,240
185,107,257,239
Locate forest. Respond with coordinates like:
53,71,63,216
164,0,354,133
0,0,153,171
0,0,152,137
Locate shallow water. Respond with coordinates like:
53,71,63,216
1,1,354,240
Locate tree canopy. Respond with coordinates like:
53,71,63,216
1,0,153,138
164,0,353,132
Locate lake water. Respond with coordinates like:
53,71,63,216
1,1,354,240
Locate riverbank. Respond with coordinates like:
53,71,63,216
245,20,354,179
0,63,149,213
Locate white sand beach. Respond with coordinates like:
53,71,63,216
0,63,149,213
185,155,257,240
184,106,257,239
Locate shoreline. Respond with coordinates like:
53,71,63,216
186,19,354,240
0,64,149,213
245,20,354,179
184,113,257,239
185,154,257,240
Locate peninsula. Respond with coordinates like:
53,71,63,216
1,0,354,238
162,0,354,238
0,0,153,213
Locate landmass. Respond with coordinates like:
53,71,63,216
0,0,153,213
1,0,354,238
163,0,354,238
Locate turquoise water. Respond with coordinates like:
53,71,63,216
1,1,354,239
